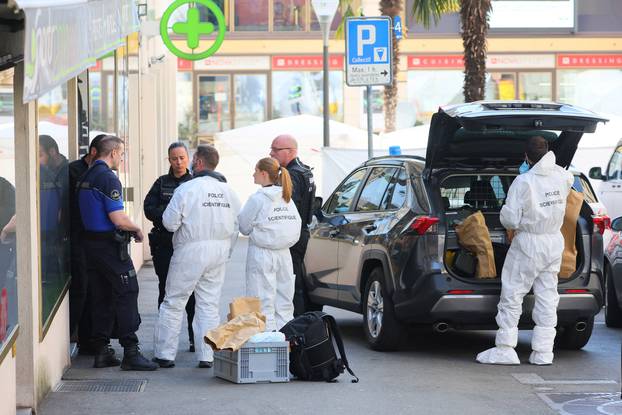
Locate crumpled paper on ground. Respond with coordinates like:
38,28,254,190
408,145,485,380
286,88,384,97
227,296,262,321
204,312,266,352
456,211,497,279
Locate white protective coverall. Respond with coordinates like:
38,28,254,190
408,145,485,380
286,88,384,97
477,151,573,365
238,186,301,331
154,174,241,363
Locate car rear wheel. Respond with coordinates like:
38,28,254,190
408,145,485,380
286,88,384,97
555,316,594,350
605,263,622,328
363,267,403,351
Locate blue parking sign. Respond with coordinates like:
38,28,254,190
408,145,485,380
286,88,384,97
345,17,393,86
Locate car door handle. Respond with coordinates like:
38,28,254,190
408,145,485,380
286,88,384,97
363,225,377,233
328,229,340,238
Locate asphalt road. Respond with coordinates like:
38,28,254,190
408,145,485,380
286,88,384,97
39,237,622,415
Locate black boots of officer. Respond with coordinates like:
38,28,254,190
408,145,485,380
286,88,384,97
93,345,120,368
120,345,158,371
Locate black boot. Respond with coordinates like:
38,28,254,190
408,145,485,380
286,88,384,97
93,346,120,368
121,345,158,371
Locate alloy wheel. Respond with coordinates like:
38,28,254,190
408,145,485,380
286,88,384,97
367,281,384,338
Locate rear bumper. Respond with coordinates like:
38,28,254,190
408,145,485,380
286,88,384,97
393,272,603,327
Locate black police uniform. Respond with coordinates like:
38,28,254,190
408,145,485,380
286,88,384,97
143,169,194,345
68,155,92,350
286,157,316,316
77,160,144,365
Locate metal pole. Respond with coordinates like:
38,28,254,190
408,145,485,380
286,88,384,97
366,85,373,159
322,29,330,147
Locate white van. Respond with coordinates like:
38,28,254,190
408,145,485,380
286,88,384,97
590,138,622,220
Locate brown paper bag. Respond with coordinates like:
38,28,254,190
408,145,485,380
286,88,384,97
559,189,584,279
455,211,497,279
204,312,266,352
227,296,262,321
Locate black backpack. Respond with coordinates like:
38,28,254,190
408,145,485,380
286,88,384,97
280,311,359,383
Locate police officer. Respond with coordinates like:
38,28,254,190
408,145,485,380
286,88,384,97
143,142,195,351
78,135,157,371
68,134,105,355
269,134,317,316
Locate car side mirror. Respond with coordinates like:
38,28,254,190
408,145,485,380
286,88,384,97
328,215,349,227
612,217,622,232
589,167,604,180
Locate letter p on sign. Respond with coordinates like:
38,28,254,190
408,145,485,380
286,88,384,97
357,25,376,56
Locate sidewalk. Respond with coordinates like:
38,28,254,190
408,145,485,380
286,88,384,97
39,237,364,415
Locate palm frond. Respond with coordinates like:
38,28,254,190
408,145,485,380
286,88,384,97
411,0,459,29
334,1,363,40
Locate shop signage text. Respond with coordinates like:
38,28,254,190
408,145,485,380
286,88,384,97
557,54,622,68
195,56,270,71
272,55,344,70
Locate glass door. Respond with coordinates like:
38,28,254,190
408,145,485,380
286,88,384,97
197,74,231,139
233,74,267,129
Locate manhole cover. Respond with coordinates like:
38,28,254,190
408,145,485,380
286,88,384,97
54,379,147,393
539,393,622,415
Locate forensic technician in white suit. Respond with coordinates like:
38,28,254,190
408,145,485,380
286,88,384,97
238,157,301,331
153,145,241,369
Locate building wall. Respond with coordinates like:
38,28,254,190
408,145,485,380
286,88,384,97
0,351,16,415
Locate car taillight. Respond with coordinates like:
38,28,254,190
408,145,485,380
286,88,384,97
447,290,474,295
411,216,440,235
564,289,589,294
593,215,611,235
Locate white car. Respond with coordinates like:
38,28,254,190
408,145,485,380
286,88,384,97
590,138,622,220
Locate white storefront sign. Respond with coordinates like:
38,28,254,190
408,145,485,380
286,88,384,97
489,0,575,29
194,56,271,71
487,54,556,69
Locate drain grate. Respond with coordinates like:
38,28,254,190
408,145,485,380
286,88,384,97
54,379,147,393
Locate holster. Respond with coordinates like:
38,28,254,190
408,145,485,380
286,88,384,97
113,230,132,262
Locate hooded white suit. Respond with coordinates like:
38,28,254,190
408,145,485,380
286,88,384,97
154,173,240,363
477,151,574,365
238,186,301,331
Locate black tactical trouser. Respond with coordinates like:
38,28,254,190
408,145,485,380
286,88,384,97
291,230,311,317
85,239,140,350
150,233,195,343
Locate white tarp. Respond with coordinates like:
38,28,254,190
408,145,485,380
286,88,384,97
19,0,139,102
214,115,373,204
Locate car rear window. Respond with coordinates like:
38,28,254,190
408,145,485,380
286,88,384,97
440,174,515,211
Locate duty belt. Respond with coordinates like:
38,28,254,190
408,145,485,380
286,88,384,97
83,231,116,241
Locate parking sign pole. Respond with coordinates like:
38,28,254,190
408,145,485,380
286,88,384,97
367,85,373,159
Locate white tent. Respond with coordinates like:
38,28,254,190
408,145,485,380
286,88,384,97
214,115,374,203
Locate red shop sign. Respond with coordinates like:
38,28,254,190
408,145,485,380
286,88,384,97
271,55,344,70
88,60,102,72
557,54,622,68
177,58,193,71
408,55,464,69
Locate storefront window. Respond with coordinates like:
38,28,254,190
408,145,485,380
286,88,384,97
0,68,18,355
235,0,269,31
234,74,267,128
177,72,196,146
485,72,517,100
274,0,306,31
38,84,71,326
198,75,231,134
407,70,463,124
272,71,343,121
518,72,552,101
89,53,116,135
557,69,622,117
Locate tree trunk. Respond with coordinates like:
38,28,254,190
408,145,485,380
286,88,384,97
380,0,402,132
460,0,490,102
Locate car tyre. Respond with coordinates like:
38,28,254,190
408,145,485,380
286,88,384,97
604,263,622,328
555,316,594,350
363,267,403,351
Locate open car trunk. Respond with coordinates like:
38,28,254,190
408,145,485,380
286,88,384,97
439,172,588,282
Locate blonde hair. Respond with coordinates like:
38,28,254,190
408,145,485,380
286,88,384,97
256,157,293,203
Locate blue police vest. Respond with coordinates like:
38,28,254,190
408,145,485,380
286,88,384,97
78,160,124,232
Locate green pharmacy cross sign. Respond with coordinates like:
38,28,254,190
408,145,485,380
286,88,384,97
160,0,226,60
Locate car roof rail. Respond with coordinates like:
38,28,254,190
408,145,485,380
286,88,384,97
364,155,425,166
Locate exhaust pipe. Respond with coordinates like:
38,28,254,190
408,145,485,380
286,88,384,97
575,321,587,332
433,322,451,334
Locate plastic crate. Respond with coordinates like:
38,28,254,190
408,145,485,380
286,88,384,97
214,341,289,384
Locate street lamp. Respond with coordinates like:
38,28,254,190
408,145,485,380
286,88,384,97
312,0,338,148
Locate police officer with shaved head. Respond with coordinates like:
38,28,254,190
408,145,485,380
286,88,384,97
78,135,157,371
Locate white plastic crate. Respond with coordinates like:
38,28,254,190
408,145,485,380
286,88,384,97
213,341,289,384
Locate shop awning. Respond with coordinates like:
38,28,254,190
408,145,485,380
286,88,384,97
16,0,139,102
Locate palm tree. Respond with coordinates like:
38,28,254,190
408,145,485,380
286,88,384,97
412,0,491,102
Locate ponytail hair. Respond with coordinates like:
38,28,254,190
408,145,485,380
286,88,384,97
256,157,293,203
